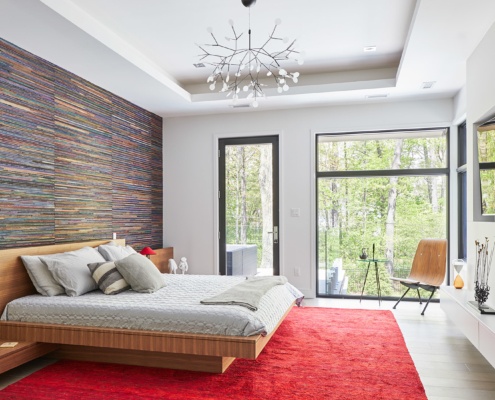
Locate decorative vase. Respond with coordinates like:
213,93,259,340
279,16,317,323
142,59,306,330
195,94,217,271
359,248,368,260
473,238,494,310
475,281,490,308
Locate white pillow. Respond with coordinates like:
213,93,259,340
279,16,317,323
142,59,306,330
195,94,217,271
21,255,65,296
39,247,106,296
98,244,136,261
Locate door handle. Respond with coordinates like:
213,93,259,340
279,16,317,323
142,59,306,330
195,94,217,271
273,226,278,244
267,227,278,244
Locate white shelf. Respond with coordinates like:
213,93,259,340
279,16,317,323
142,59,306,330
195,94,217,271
440,286,495,367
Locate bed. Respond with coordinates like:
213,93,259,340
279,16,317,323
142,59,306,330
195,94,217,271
0,239,301,373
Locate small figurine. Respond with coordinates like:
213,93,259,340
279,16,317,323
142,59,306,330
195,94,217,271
168,259,178,274
178,257,189,274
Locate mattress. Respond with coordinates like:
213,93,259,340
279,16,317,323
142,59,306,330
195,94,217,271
1,274,303,337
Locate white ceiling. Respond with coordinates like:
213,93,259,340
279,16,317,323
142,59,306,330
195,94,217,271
1,0,495,117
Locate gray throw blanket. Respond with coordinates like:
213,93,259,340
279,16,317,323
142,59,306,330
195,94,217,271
200,276,288,311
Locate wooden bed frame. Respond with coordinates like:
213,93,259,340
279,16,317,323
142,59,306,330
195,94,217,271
0,239,291,373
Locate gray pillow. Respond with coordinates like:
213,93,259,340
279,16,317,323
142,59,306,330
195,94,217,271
98,244,137,261
115,254,165,293
20,255,65,296
88,261,130,295
40,247,106,296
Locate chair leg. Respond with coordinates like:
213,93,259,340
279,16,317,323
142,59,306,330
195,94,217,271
417,288,422,304
421,288,437,315
393,287,411,309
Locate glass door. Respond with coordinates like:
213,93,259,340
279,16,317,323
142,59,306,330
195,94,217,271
219,136,279,276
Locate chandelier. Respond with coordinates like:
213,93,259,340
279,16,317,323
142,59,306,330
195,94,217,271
197,0,303,107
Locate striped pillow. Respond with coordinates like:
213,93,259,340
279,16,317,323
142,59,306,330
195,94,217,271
87,261,130,295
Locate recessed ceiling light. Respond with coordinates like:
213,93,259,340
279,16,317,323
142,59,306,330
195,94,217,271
422,81,436,89
229,103,251,108
363,46,376,52
193,63,205,68
366,93,388,99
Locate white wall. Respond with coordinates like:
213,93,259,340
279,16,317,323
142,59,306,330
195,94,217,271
163,100,453,297
466,21,495,305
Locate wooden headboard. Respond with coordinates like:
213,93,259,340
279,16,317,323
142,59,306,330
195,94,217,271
0,239,125,313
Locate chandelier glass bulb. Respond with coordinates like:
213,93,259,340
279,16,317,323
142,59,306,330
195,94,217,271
197,1,303,107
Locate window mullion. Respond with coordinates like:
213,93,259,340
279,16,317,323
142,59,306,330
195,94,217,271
317,168,449,179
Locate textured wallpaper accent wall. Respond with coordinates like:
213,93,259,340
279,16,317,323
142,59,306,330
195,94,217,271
0,38,163,250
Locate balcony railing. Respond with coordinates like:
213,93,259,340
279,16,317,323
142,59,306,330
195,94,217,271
318,264,440,299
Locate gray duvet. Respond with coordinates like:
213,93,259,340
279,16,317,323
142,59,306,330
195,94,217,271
1,274,303,337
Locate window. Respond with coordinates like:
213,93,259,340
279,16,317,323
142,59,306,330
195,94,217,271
316,129,449,299
477,123,495,216
474,118,495,221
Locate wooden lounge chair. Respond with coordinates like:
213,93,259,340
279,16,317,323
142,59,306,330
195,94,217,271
390,239,447,315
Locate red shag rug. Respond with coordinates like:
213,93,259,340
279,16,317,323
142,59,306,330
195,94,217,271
0,307,426,400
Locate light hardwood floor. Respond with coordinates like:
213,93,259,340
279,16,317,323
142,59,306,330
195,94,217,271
0,299,494,399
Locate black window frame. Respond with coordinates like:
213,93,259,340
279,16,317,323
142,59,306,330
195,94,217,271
457,121,467,260
315,127,451,299
474,118,495,222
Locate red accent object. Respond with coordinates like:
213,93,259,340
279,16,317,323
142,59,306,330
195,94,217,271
0,308,426,400
139,246,156,256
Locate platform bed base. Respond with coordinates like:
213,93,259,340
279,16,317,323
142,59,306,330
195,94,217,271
0,302,290,373
52,346,236,373
0,322,270,373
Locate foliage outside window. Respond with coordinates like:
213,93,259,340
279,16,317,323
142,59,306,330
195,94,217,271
316,129,448,299
225,144,273,270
